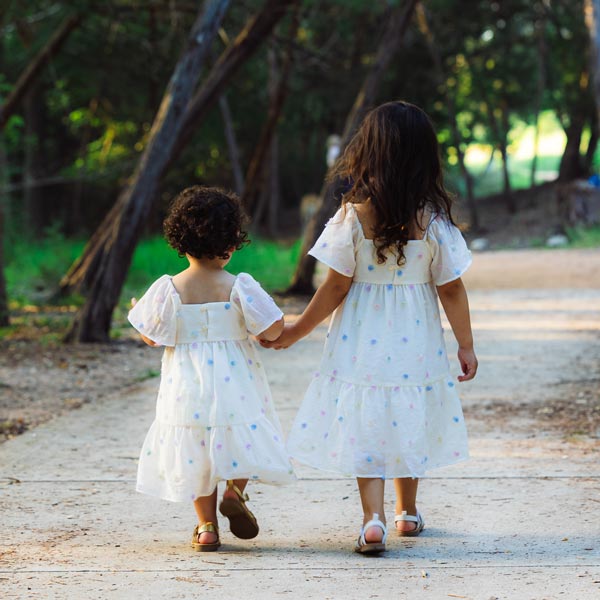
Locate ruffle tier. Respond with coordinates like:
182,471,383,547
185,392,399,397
137,416,295,502
287,374,469,479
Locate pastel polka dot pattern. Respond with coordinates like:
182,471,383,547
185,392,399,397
288,205,471,478
129,273,294,502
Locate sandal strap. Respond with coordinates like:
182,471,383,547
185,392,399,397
198,522,218,534
394,510,420,524
226,480,249,502
359,513,388,545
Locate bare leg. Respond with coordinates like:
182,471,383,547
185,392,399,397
193,488,218,544
393,477,419,532
357,477,386,542
222,478,248,500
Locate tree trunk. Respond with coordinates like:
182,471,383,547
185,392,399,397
499,103,514,212
268,132,280,237
23,80,46,233
59,0,296,298
64,0,231,343
558,116,585,182
241,12,298,216
0,140,9,326
218,94,244,195
171,0,299,164
585,110,599,171
0,13,81,129
485,101,515,213
585,0,600,125
530,3,547,187
416,3,478,230
287,0,419,294
249,43,282,232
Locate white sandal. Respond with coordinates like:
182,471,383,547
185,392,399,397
354,513,387,554
394,510,425,537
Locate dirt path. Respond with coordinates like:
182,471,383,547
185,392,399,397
1,248,599,598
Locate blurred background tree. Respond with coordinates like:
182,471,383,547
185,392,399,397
0,0,597,339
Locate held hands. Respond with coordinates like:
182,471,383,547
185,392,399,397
457,347,478,382
259,323,302,350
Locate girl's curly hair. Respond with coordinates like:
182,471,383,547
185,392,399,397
330,100,455,265
163,186,249,259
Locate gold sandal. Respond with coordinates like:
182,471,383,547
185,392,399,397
219,480,259,540
191,522,221,552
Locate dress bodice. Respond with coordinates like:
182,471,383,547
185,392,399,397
353,239,432,285
175,303,248,344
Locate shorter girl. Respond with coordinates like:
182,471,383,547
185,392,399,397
129,186,294,552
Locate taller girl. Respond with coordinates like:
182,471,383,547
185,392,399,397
266,101,478,553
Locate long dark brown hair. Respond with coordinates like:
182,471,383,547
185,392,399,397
331,100,454,264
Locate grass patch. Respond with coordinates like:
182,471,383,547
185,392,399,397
4,226,85,306
567,225,600,248
4,231,302,315
135,368,161,382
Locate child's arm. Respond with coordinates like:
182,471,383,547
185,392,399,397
436,278,478,382
262,269,352,349
256,317,285,342
139,333,161,347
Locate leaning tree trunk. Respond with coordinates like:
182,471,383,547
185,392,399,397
219,94,244,195
59,0,297,298
171,0,299,163
248,43,284,231
0,13,81,129
243,12,298,217
65,0,231,342
287,0,419,294
416,2,478,230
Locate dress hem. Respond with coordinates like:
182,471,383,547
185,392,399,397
288,452,469,480
136,471,296,503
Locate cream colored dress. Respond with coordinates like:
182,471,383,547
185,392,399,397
287,205,472,478
129,273,294,502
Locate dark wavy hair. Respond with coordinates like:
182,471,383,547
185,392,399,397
163,186,249,260
331,100,454,265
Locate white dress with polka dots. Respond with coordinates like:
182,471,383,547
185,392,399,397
128,273,294,502
287,204,472,478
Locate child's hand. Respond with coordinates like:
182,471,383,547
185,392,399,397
259,323,301,349
457,347,478,382
131,297,137,308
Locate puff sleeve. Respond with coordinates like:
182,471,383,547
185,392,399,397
127,275,178,346
308,205,358,277
426,215,472,286
231,273,284,336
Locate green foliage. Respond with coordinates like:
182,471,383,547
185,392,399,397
4,224,85,305
567,225,600,248
2,0,599,329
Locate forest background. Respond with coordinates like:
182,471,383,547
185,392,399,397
1,0,600,344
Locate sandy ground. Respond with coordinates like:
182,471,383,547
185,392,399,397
1,247,599,598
